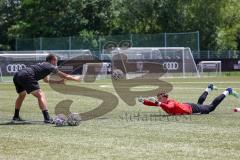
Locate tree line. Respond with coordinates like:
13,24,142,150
0,0,239,51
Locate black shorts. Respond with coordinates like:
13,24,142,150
187,103,211,114
13,70,40,94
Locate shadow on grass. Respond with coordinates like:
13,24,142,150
0,120,47,125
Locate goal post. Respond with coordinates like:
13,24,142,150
198,61,222,76
0,67,3,82
82,62,111,81
110,47,200,78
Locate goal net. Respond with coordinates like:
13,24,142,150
82,62,111,81
109,47,200,78
198,61,222,76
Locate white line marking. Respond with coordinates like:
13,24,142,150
99,85,240,90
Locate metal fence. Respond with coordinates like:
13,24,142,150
193,50,240,59
15,32,200,52
1,49,240,60
11,31,240,60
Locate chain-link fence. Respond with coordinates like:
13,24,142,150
15,32,200,52
13,31,240,59
192,50,240,59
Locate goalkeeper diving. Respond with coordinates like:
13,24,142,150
138,84,238,115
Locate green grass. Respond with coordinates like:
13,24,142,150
1,77,240,160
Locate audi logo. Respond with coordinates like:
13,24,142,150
163,62,179,70
6,64,26,73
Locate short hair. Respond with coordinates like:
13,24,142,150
157,91,168,98
46,54,57,62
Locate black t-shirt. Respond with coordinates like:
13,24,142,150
24,62,58,81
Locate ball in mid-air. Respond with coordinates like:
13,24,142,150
112,69,125,80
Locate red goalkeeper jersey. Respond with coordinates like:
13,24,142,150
143,99,192,115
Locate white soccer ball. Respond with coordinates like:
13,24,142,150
54,114,67,127
112,69,124,80
67,113,81,126
55,117,65,127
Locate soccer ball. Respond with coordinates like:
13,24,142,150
67,113,81,126
54,114,67,127
55,117,65,127
112,69,124,80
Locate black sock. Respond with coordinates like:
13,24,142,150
14,108,20,118
42,110,50,120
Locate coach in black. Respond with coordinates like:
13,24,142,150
12,54,80,123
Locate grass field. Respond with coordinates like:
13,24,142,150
1,76,240,160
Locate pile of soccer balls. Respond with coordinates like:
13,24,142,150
53,113,81,127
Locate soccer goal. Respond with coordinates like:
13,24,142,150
198,61,222,76
109,47,200,78
82,62,111,81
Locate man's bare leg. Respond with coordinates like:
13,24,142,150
31,89,51,123
13,91,27,120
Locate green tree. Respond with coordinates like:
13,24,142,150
1,0,239,51
216,0,240,50
187,0,226,50
114,0,225,50
8,0,116,38
0,0,21,50
114,0,163,33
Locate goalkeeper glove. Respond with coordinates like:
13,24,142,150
138,96,144,103
147,97,156,102
155,101,161,106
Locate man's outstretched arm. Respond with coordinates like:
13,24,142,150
43,75,65,84
138,97,159,107
57,71,81,82
138,96,175,109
